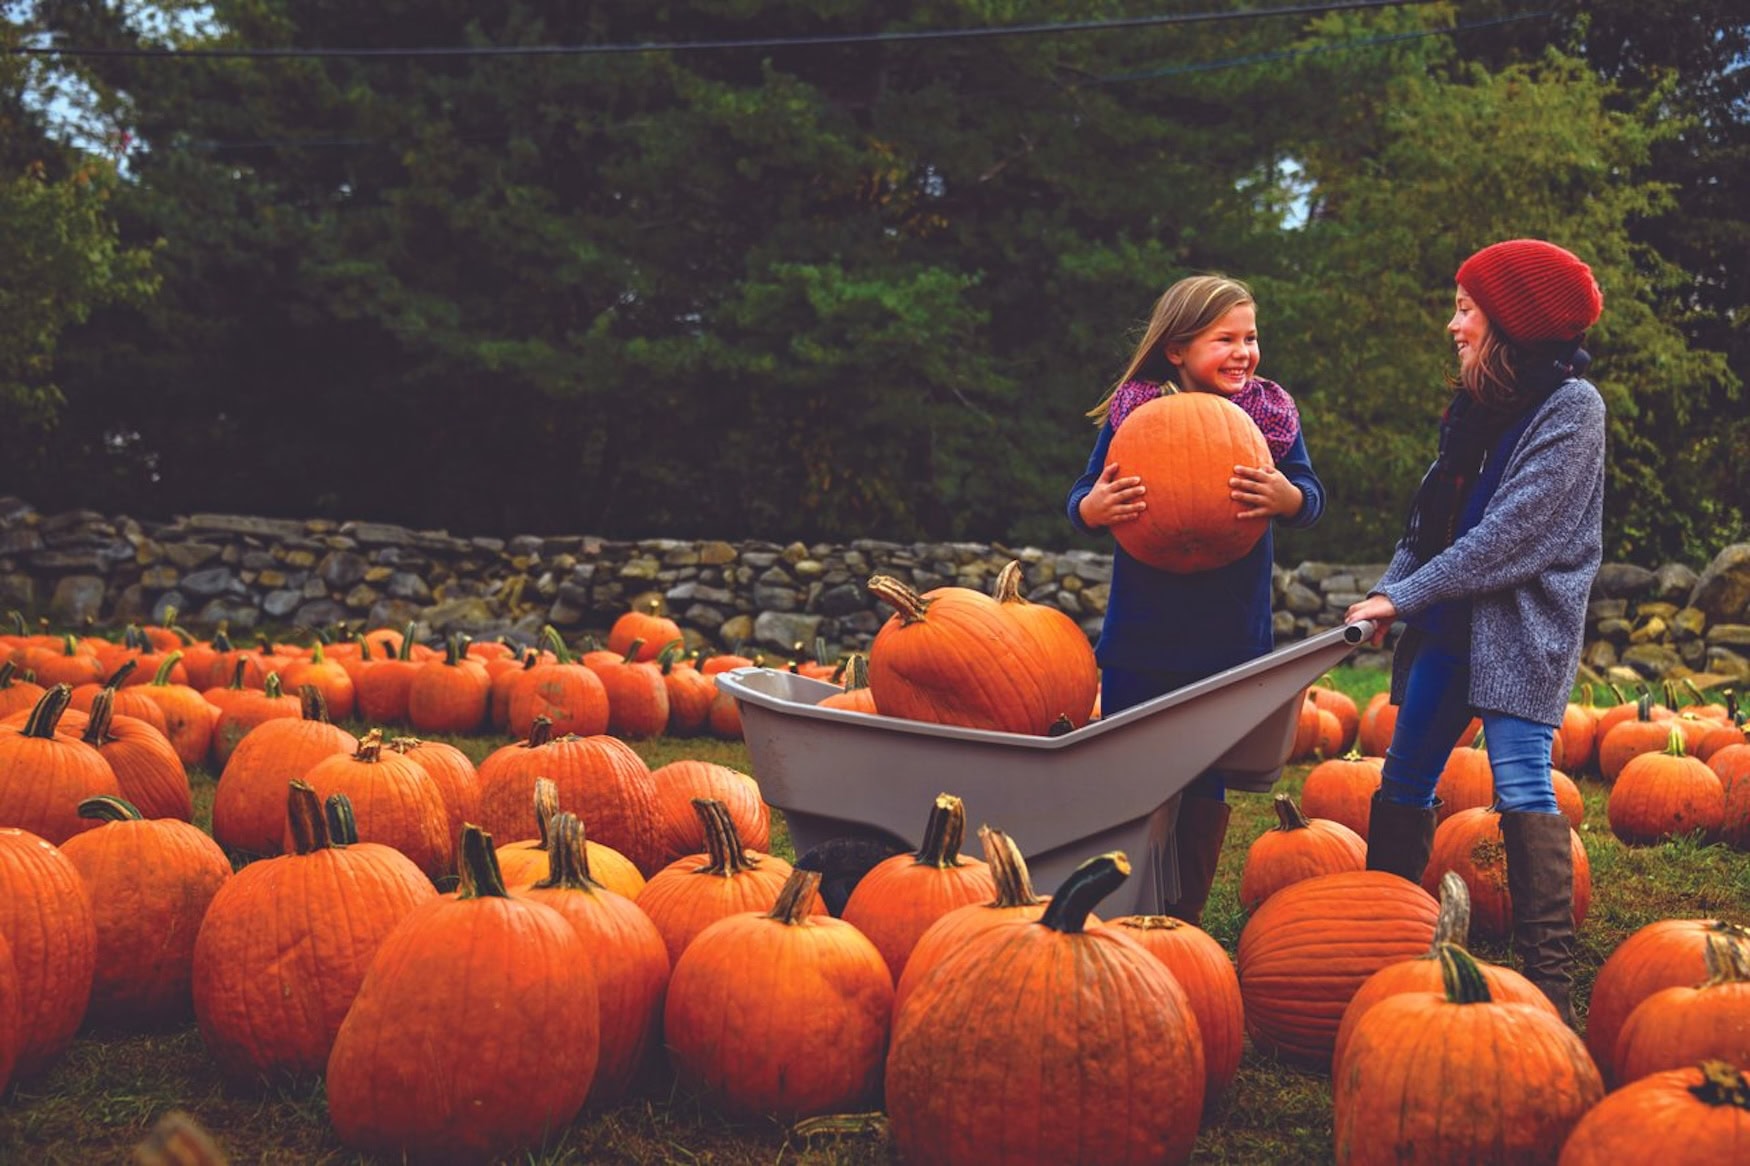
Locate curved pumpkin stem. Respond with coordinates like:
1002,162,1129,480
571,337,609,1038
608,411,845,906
296,683,330,723
151,651,185,687
541,624,574,666
1437,942,1494,1005
1692,1061,1750,1110
529,777,561,850
103,658,139,690
78,795,144,822
1662,724,1691,758
689,798,763,877
912,794,971,869
531,811,603,892
1039,852,1130,935
991,559,1027,604
1429,871,1473,952
1270,793,1314,833
22,683,74,739
840,653,870,692
286,781,336,854
767,867,824,924
867,574,931,624
263,672,285,700
456,824,511,900
978,826,1042,909
82,687,118,747
1702,933,1750,985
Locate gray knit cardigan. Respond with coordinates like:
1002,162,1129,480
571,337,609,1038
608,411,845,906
1371,377,1606,727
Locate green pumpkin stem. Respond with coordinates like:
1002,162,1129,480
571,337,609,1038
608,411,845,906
456,824,511,899
912,793,970,868
22,683,74,739
151,651,185,686
1039,852,1129,934
286,781,335,854
541,624,574,665
1663,724,1690,757
767,867,824,924
979,826,1042,908
1437,942,1494,1004
77,795,144,822
1691,1061,1750,1110
0,661,16,688
691,798,762,876
324,793,361,845
621,638,645,664
867,574,931,624
263,672,284,700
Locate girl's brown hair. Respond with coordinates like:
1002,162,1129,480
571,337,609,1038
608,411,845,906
1452,322,1560,410
1087,274,1255,425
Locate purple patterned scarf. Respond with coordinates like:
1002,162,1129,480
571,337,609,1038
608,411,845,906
1108,377,1300,460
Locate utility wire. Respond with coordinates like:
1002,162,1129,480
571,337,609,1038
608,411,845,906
11,0,1443,60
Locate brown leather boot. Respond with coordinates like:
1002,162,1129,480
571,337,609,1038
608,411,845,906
1363,792,1440,885
1501,809,1578,1026
1162,795,1231,927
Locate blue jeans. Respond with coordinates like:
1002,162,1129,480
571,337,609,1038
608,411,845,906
1379,642,1559,814
1101,666,1226,801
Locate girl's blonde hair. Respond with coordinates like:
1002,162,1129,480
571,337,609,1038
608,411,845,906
1087,274,1255,425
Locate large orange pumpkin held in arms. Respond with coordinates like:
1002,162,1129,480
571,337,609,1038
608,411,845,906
1105,390,1272,574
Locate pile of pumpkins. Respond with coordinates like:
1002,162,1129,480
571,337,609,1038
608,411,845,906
1,573,1749,1163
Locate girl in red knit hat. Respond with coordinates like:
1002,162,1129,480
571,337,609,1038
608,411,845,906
1345,239,1605,1025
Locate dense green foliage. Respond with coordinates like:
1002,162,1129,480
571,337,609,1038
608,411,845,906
2,1,1743,562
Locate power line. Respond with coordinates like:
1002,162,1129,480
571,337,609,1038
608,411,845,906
11,0,1444,61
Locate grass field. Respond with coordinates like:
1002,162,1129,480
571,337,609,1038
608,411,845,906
3,665,1746,1165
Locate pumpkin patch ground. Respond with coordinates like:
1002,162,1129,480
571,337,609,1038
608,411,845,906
1,665,1748,1163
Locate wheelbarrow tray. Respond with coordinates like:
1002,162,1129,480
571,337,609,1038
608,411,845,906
716,621,1372,917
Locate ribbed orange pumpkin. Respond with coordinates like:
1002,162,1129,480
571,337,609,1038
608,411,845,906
1298,749,1383,840
211,686,358,861
1423,804,1591,941
658,644,715,735
1332,872,1555,1073
513,811,669,1107
1433,737,1494,823
405,634,490,735
0,826,96,1080
382,735,480,861
0,931,20,1096
1103,913,1245,1099
1558,1060,1750,1164
1307,683,1360,752
1333,944,1603,1164
1599,694,1679,783
505,626,610,739
1357,692,1398,757
649,759,770,862
1239,793,1366,912
296,730,452,881
493,777,645,900
635,799,822,968
57,796,231,1027
1104,390,1271,573
68,660,170,736
991,560,1098,728
886,852,1206,1166
193,784,436,1084
475,720,663,874
0,661,45,719
1714,743,1750,849
893,827,1053,1017
1560,689,1604,774
1608,726,1726,845
1614,935,1750,1086
0,684,122,844
594,643,671,740
1587,919,1750,1086
326,825,599,1162
132,652,218,769
1237,869,1439,1068
817,652,878,714
79,689,191,822
665,866,892,1120
841,793,997,983
606,599,682,664
865,576,1058,735
279,640,356,722
209,671,302,768
354,625,420,725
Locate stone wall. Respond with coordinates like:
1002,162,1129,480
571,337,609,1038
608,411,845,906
1,497,1746,685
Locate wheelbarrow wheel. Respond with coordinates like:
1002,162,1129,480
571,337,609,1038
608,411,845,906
796,834,909,917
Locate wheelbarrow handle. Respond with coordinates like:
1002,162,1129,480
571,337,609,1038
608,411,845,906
1341,619,1378,645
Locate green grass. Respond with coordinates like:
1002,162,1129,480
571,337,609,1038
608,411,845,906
4,665,1746,1164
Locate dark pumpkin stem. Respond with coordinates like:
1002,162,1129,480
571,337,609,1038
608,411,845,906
286,781,335,854
1272,793,1313,832
691,798,762,876
527,716,554,748
82,687,117,746
226,657,249,689
297,683,329,722
443,634,463,667
866,574,930,624
104,658,139,690
78,795,143,822
840,653,870,692
396,623,416,662
1430,871,1473,952
530,777,560,849
1039,852,1130,934
151,651,185,687
456,824,510,899
979,826,1042,908
621,638,645,664
1691,1061,1750,1110
324,794,361,845
0,661,16,688
1702,933,1750,984
353,727,384,763
767,867,824,924
913,793,969,868
532,811,601,891
1437,942,1494,1004
22,683,74,739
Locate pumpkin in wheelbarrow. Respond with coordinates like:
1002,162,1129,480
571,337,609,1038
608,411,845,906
1106,390,1271,574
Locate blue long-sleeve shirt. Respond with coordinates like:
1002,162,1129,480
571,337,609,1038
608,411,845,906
1067,420,1325,675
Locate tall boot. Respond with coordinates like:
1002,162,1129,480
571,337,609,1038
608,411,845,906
1501,809,1577,1026
1162,796,1231,927
1364,792,1440,885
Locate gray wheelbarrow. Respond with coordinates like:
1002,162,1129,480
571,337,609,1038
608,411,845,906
714,620,1375,917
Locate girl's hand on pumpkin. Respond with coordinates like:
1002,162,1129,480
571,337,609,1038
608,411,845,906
1229,464,1301,520
1082,461,1146,527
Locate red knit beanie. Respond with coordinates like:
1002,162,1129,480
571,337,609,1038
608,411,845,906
1455,239,1604,344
